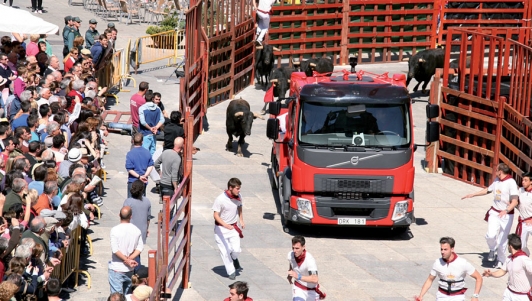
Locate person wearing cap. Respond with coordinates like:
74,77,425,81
130,266,148,292
57,147,82,179
33,181,59,215
85,19,100,49
108,22,116,29
66,17,82,54
62,16,74,58
81,48,92,59
127,285,152,301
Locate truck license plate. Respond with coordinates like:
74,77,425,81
337,218,366,225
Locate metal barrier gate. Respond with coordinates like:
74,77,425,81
426,27,532,187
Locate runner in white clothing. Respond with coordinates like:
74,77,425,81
416,237,482,301
287,235,325,301
213,178,245,280
483,234,532,301
253,0,276,45
462,163,519,266
516,172,532,255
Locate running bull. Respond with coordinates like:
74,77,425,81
226,97,264,157
294,57,334,77
406,48,444,94
255,44,280,86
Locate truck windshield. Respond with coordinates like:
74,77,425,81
298,102,411,148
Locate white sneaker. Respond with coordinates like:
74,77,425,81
487,250,496,261
494,261,504,269
38,10,43,13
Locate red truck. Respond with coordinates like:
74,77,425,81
266,63,440,232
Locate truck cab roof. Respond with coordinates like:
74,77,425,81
291,70,410,105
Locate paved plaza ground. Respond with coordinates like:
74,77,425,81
0,1,519,300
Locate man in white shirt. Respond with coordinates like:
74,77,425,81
516,172,532,255
483,234,532,301
108,206,143,294
416,237,482,301
462,163,519,266
287,235,325,301
213,178,245,280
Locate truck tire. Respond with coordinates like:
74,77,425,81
270,148,278,189
278,174,291,232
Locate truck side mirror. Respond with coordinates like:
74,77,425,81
426,104,439,119
269,101,281,116
266,118,280,140
426,121,440,143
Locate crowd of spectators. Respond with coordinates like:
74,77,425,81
0,27,116,300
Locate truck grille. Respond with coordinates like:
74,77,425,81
315,175,394,194
337,180,370,189
332,207,374,216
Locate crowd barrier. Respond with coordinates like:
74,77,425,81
50,226,91,288
132,29,185,73
425,27,532,187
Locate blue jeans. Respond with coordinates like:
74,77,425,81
108,122,132,132
108,268,134,294
142,134,156,155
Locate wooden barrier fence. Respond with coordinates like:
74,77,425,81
266,0,532,65
426,27,532,187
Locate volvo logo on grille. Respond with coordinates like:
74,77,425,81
350,156,359,165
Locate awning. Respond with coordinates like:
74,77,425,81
0,5,59,35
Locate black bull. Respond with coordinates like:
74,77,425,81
226,98,264,157
406,48,444,94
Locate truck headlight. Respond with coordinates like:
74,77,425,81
392,201,408,221
297,198,313,219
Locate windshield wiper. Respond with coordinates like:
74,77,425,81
299,141,331,149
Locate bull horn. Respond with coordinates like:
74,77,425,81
270,79,278,83
287,79,290,83
256,46,264,49
418,58,425,63
253,112,265,119
234,112,244,117
310,63,316,67
272,47,280,51
292,60,300,65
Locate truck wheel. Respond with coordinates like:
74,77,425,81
270,149,278,189
281,214,291,233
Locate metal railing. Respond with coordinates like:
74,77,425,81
133,29,185,73
50,226,91,288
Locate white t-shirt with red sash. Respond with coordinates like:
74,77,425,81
488,175,519,212
430,253,475,295
517,187,532,236
504,251,532,294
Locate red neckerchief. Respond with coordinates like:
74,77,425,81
224,190,241,201
295,249,306,267
500,175,512,182
526,186,532,193
442,252,458,265
510,250,528,261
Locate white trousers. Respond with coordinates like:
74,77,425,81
503,288,530,301
520,223,532,255
214,225,241,276
435,291,465,301
256,11,270,42
292,285,319,301
486,209,513,264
